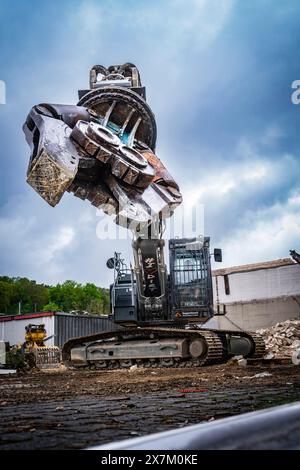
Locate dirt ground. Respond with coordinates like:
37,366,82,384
1,361,300,449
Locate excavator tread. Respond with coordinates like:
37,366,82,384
62,326,265,370
63,327,228,369
199,327,266,359
244,332,266,358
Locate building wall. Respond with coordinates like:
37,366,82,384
54,313,120,349
212,264,300,330
213,264,300,304
215,296,300,330
0,315,55,346
0,313,120,349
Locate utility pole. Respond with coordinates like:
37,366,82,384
18,301,21,315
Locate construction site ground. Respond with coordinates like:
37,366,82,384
1,361,300,450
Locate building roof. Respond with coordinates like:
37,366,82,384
0,312,54,322
0,311,110,322
213,258,296,276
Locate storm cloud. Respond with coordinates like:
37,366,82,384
0,0,299,286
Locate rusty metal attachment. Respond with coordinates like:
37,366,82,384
23,64,182,232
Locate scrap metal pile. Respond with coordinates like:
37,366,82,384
257,319,300,364
23,63,182,231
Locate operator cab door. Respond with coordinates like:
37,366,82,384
169,237,214,321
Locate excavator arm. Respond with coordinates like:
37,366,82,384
23,64,182,320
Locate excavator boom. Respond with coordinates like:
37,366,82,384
23,64,181,319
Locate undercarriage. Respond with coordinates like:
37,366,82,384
62,327,265,369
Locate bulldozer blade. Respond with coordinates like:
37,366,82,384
33,347,61,369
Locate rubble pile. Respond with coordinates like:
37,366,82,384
257,319,300,363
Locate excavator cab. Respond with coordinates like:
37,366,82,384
109,236,222,326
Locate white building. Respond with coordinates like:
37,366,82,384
0,312,117,348
210,258,300,330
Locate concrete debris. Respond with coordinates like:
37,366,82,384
228,355,248,367
55,406,64,411
256,319,300,361
252,372,272,378
238,358,248,367
0,369,17,375
264,353,275,360
129,365,138,372
238,372,272,380
292,349,300,365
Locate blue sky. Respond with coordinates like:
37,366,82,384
0,0,299,286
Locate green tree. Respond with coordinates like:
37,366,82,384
11,278,49,314
48,280,82,311
0,275,110,316
42,301,60,312
0,280,13,313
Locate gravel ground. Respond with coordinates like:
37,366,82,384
0,362,299,450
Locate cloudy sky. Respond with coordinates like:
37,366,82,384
0,0,299,287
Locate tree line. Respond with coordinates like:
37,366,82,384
0,276,110,315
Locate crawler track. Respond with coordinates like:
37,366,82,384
62,326,265,370
206,328,266,358
244,332,266,358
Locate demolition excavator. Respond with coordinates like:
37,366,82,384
23,63,265,369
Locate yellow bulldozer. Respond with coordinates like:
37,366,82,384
22,324,61,369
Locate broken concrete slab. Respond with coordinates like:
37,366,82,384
0,369,17,375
